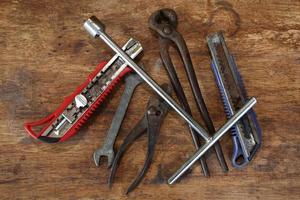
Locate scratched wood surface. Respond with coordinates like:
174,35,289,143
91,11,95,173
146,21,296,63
0,0,299,199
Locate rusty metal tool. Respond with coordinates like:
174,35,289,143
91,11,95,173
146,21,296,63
108,84,171,194
148,8,228,175
93,73,143,167
207,32,262,168
84,16,212,141
24,38,142,142
83,16,257,184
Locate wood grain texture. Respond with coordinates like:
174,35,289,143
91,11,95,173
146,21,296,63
0,0,299,199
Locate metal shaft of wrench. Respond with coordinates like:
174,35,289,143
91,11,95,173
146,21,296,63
84,16,211,142
83,16,257,183
168,97,257,184
94,73,143,167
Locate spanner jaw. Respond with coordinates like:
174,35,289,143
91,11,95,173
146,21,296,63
93,149,115,168
93,73,143,168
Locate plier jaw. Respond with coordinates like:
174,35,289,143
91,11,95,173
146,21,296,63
149,8,178,38
108,84,171,194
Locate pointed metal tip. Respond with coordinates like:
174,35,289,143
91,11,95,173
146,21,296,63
167,178,173,185
107,179,113,188
126,187,133,195
222,166,229,173
107,164,117,189
93,153,99,167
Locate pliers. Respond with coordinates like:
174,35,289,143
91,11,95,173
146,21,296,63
148,8,228,175
108,84,171,194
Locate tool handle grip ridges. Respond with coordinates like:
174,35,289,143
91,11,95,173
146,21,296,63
24,61,131,142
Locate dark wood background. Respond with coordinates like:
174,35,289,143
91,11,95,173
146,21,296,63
0,0,299,199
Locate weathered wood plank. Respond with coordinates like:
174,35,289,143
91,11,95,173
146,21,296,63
0,0,299,199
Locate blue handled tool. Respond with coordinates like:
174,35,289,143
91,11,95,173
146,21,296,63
207,32,262,168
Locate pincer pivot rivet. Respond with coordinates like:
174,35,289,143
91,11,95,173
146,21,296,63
163,26,172,35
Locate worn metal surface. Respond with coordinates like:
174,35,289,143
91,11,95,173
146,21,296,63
0,0,299,199
93,73,143,167
149,8,228,176
168,97,256,184
108,84,171,194
84,16,213,142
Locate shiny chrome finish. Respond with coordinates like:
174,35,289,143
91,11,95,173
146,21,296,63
84,16,211,141
168,97,257,184
84,16,258,185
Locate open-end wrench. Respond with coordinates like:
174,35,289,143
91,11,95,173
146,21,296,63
93,73,143,167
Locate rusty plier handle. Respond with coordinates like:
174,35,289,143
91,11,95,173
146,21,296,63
108,84,171,194
149,8,228,175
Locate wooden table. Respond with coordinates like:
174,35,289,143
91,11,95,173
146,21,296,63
1,0,299,199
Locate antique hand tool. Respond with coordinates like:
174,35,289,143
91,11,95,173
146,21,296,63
168,97,257,184
148,8,228,176
24,38,142,142
84,16,257,184
93,73,143,167
108,84,171,194
207,32,262,168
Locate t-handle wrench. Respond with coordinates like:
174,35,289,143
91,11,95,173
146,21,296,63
84,16,211,141
83,17,257,183
93,73,143,167
168,98,257,184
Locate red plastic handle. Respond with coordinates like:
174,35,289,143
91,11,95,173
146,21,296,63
24,113,56,139
24,61,132,142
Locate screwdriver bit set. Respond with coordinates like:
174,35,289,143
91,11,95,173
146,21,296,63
24,9,262,194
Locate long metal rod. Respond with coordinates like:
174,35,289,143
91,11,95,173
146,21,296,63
167,97,257,184
84,17,210,141
100,32,211,140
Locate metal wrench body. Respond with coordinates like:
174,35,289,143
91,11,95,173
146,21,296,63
93,73,143,167
84,16,211,141
168,97,257,184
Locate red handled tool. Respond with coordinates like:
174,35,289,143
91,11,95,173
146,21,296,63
24,38,142,143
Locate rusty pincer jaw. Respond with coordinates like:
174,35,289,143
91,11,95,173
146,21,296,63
148,8,179,39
